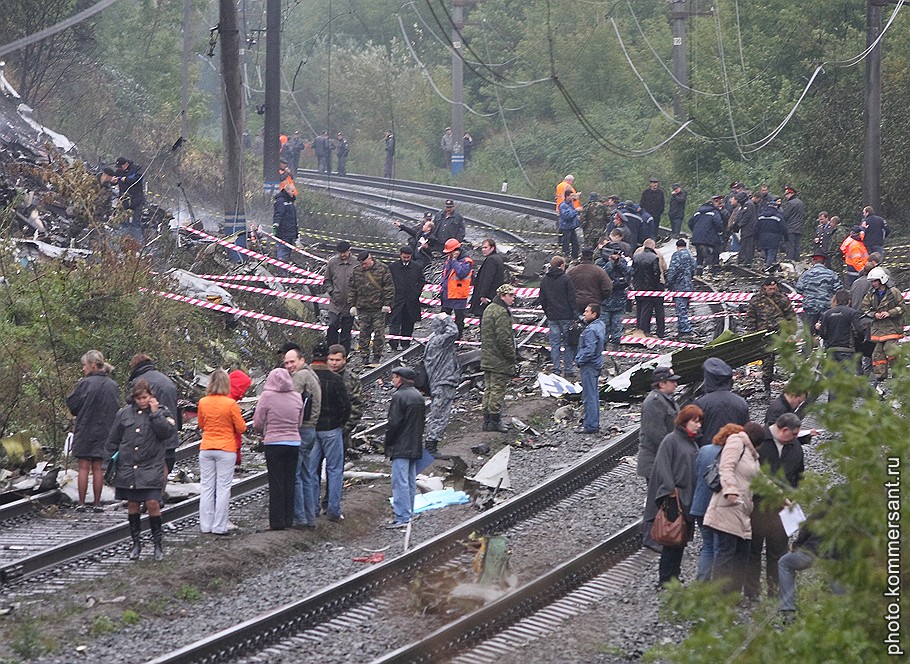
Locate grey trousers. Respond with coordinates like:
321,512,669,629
425,384,456,443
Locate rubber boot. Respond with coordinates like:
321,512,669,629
490,413,510,433
425,439,439,456
150,515,164,561
128,513,141,561
482,412,492,432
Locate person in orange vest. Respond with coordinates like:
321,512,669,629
556,174,583,212
440,239,474,339
840,226,869,287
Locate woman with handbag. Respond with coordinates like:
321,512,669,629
644,404,703,587
105,379,176,561
197,370,247,535
703,422,761,592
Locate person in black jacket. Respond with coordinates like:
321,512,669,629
432,200,466,246
384,367,426,528
688,196,725,276
756,199,789,265
692,358,749,446
668,183,687,236
746,413,805,598
640,178,665,228
272,180,298,261
112,157,145,239
335,132,349,176
539,255,578,377
388,246,424,351
394,213,436,265
67,350,120,512
128,353,182,500
860,205,888,256
632,239,665,338
818,290,864,392
307,344,351,521
469,239,506,315
764,389,807,426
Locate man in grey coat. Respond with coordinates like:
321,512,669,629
637,367,681,482
423,313,460,454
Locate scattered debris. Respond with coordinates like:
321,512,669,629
467,446,511,490
352,553,385,564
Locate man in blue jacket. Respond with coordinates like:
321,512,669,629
574,303,606,434
665,238,698,339
558,191,581,259
688,195,725,276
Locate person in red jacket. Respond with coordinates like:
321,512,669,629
228,370,252,465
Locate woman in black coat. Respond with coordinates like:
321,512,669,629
106,379,176,561
66,350,119,512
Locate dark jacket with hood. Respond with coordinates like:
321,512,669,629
424,315,461,389
67,370,120,459
384,384,426,460
128,361,182,450
539,265,577,321
692,358,749,446
273,188,298,242
106,402,176,491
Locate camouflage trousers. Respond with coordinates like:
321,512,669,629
425,384,456,443
482,372,510,414
357,310,387,357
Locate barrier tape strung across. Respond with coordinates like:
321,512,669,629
214,280,440,308
255,228,329,264
181,227,324,279
199,274,325,285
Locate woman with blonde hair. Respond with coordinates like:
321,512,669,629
703,422,761,592
197,369,247,535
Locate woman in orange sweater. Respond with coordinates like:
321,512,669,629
198,370,247,535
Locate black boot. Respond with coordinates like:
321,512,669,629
490,413,510,433
150,515,164,561
425,439,439,456
482,412,492,432
128,513,141,561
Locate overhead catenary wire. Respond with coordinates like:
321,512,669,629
712,7,746,159
0,0,123,58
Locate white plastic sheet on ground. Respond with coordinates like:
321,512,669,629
389,488,470,513
467,445,511,490
536,372,582,397
605,353,674,392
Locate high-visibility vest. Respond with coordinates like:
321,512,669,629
840,235,868,273
556,180,582,212
443,256,474,300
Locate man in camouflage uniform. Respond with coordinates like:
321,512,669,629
349,251,395,364
744,277,796,390
580,193,609,248
861,267,905,382
795,252,841,355
327,345,364,455
480,283,518,433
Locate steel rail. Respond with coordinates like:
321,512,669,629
0,489,60,521
0,471,269,584
375,521,643,663
144,427,640,664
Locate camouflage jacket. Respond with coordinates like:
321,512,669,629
340,367,363,433
795,264,842,314
744,291,796,332
580,201,609,246
349,260,395,311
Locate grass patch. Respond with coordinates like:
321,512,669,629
174,585,202,602
121,609,141,626
89,615,117,637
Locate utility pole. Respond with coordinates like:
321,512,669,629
179,0,193,225
450,0,465,174
219,0,245,247
668,0,712,120
863,1,886,211
263,0,281,194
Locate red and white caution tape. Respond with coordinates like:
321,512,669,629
254,228,329,263
182,226,324,279
198,273,325,285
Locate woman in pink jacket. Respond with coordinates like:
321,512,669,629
253,368,303,530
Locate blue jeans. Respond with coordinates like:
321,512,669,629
579,363,601,431
308,428,344,519
696,522,718,581
391,457,418,524
674,297,693,334
548,319,577,375
778,550,815,612
293,427,317,526
600,309,624,346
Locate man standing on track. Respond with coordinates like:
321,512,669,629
469,238,506,316
640,177,665,229
384,366,426,529
325,241,357,353
388,246,424,351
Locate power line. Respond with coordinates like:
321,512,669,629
0,0,123,58
712,6,745,159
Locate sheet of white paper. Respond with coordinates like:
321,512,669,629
779,503,807,536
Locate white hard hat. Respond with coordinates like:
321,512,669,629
868,267,888,284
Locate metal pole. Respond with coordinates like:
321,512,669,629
863,1,883,209
670,0,687,119
263,0,281,193
451,1,465,174
181,0,191,142
219,0,245,245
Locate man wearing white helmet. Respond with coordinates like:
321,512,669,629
861,267,905,382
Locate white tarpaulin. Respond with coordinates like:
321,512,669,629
467,445,511,490
536,372,582,397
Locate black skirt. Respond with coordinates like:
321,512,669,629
115,487,162,502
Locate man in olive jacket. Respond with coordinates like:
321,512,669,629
384,367,426,528
349,251,395,364
480,283,517,432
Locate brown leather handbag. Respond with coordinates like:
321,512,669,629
650,489,688,547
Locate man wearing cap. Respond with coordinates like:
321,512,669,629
388,246,425,351
349,251,395,364
861,267,905,382
735,191,758,265
688,196,725,276
665,238,697,339
480,284,518,432
795,252,841,354
782,186,806,260
272,179,298,261
325,241,357,352
440,127,454,166
580,193,609,248
568,247,613,316
574,303,606,434
384,366,426,528
112,157,146,237
668,183,687,236
558,191,582,259
640,178,665,229
756,197,789,266
839,225,869,286
638,367,680,481
469,238,506,315
432,200,465,247
335,131,349,176
744,278,796,390
440,239,474,339
860,205,889,257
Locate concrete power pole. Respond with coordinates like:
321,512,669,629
668,0,712,120
219,0,245,246
450,0,466,174
263,0,281,194
863,1,884,210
